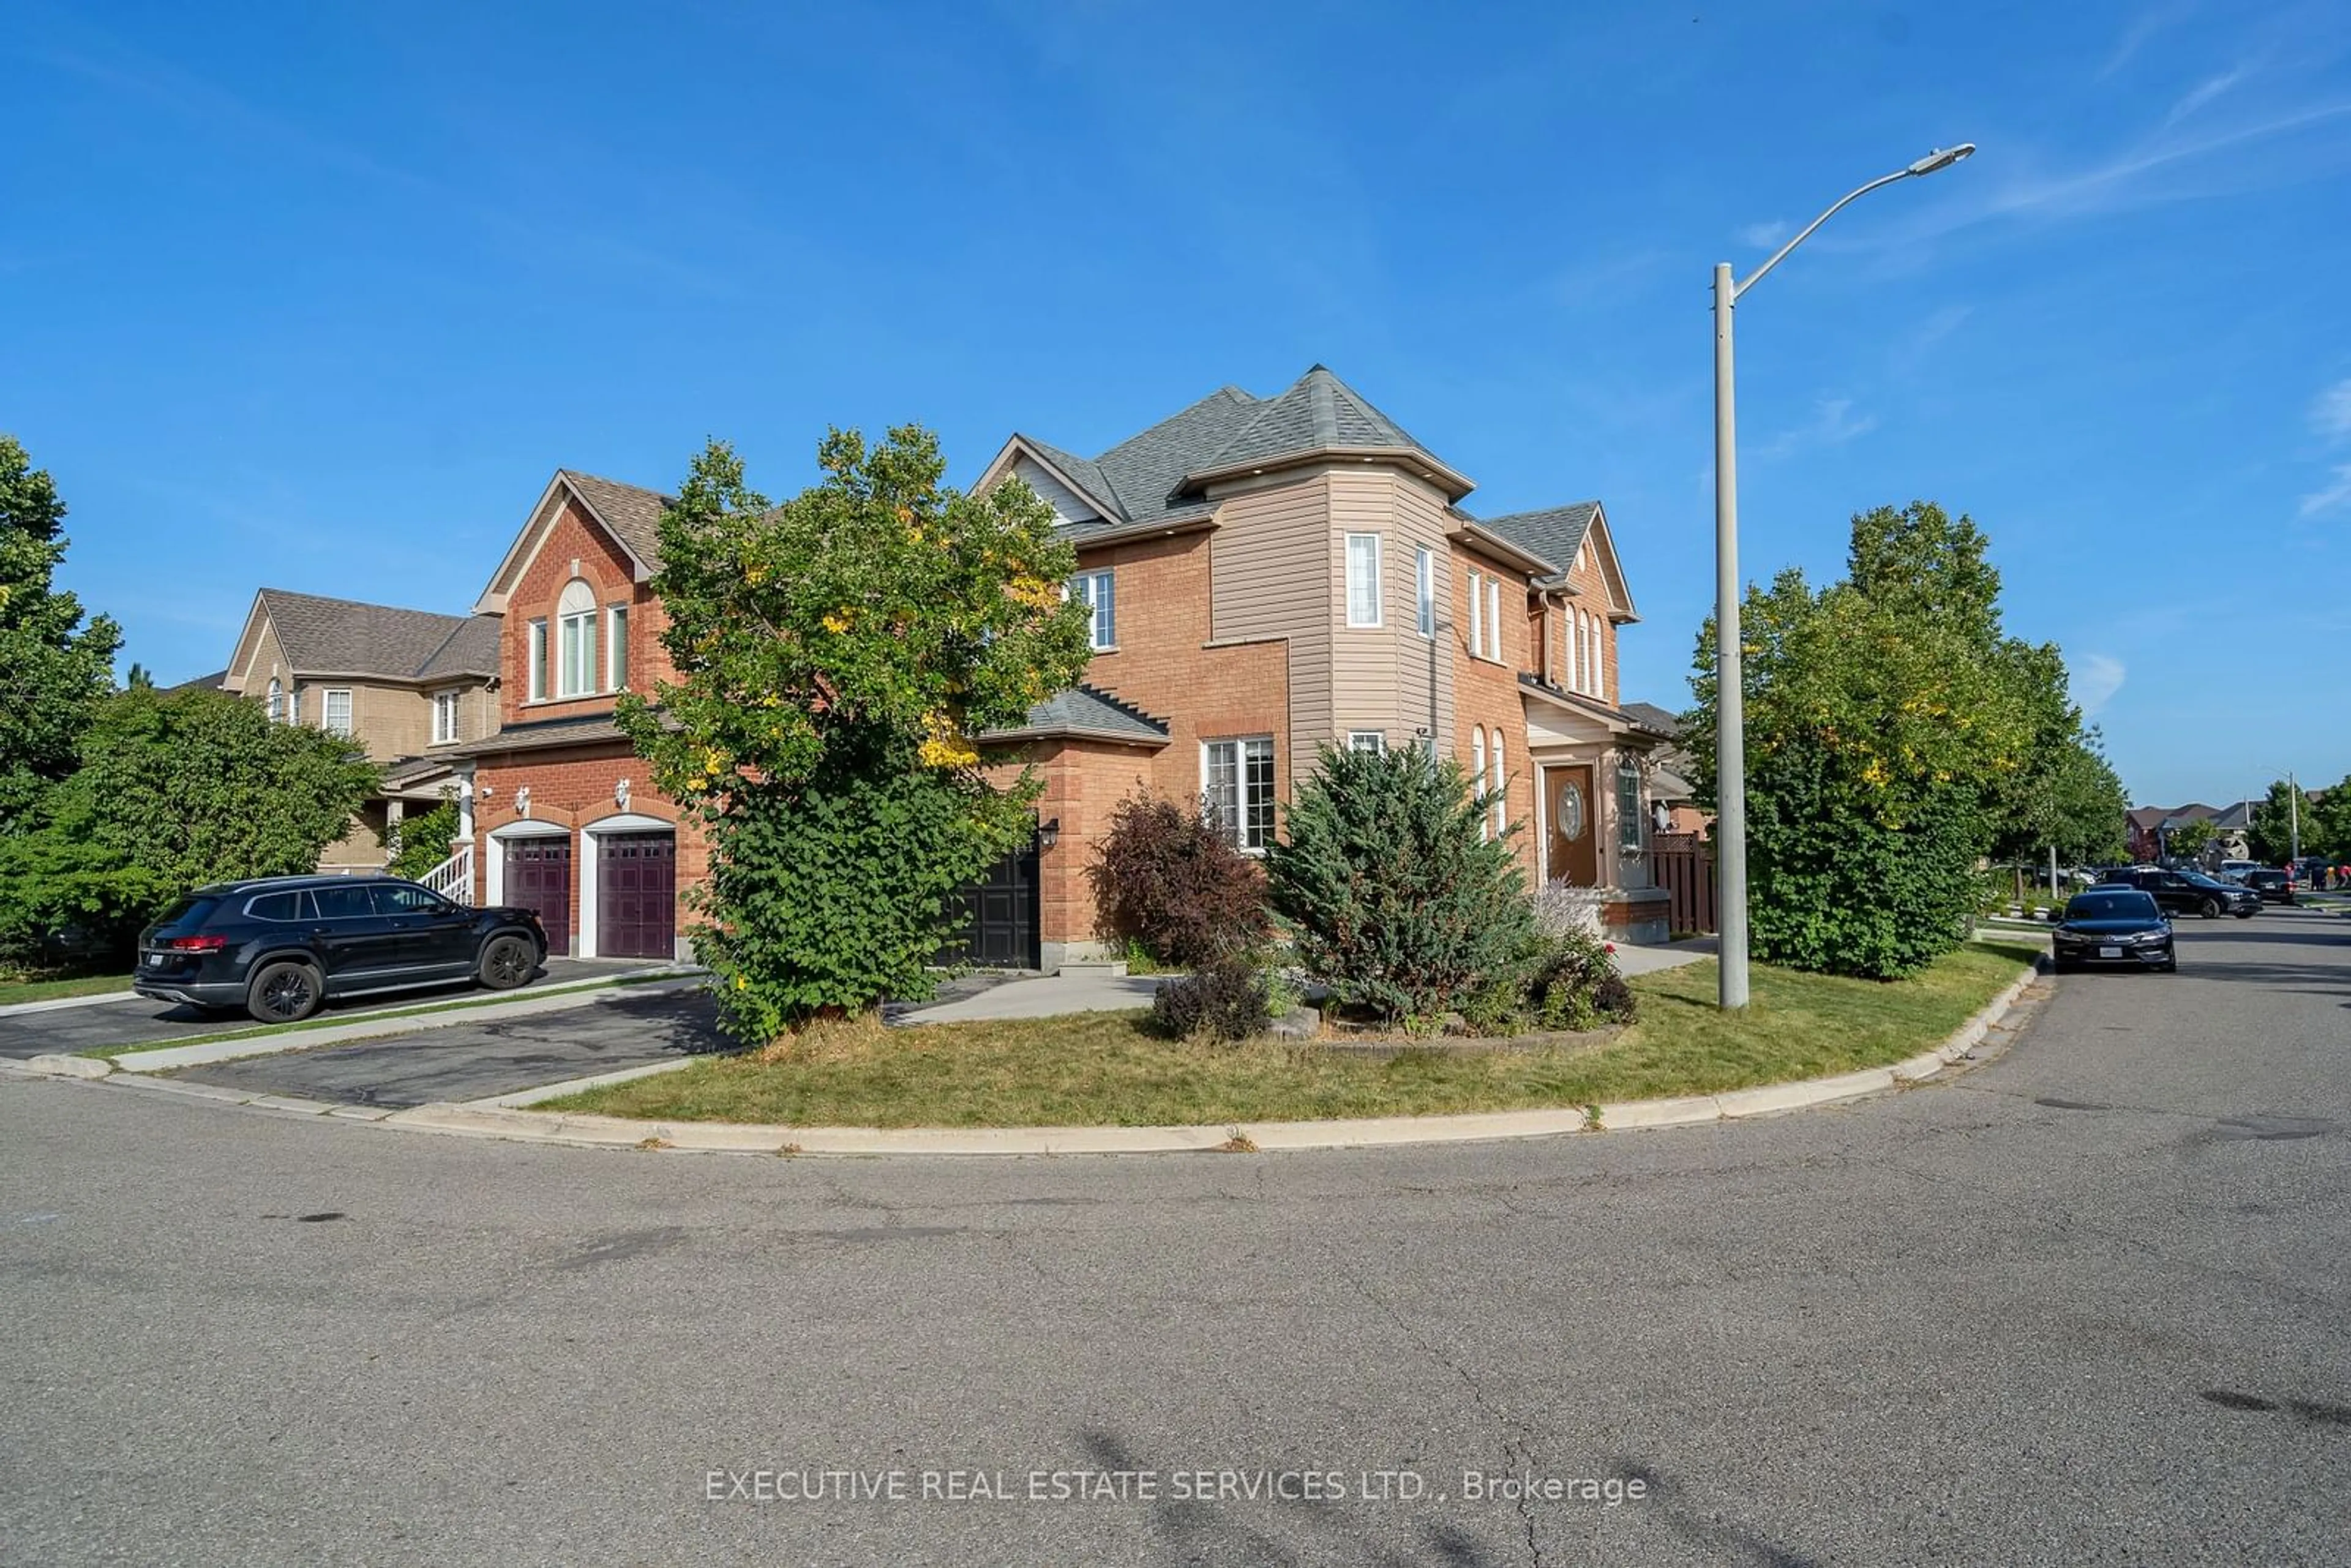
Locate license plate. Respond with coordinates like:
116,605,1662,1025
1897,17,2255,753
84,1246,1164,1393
145,952,166,968
2099,945,2122,959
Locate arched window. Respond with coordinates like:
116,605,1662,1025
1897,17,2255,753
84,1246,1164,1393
1490,730,1506,838
557,579,598,698
1471,727,1488,842
266,678,285,722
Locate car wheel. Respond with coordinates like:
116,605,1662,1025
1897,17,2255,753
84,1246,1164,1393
246,959,324,1024
478,933,536,991
2199,897,2221,919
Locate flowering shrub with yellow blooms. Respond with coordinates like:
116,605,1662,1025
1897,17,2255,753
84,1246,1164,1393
615,429,1092,1039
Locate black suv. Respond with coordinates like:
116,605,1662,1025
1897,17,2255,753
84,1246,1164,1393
135,876,550,1023
2096,865,2260,920
2238,869,2296,905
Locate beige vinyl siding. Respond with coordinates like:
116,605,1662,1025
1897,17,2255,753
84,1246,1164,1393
1209,472,1332,779
1326,468,1455,756
1011,455,1103,525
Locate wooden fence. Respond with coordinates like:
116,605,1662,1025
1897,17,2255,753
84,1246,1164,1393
1649,831,1717,935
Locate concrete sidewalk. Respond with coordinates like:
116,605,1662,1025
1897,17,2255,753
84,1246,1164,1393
1609,935,1714,976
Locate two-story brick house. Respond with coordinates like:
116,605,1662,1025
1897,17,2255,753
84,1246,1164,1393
977,364,1673,964
450,366,1669,969
218,588,501,872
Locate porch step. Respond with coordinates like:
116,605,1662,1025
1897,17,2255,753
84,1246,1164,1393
1054,960,1130,977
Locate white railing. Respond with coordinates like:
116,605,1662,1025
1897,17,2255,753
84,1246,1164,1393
419,843,475,905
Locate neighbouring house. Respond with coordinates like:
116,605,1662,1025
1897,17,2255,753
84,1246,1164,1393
442,366,1671,968
217,588,501,874
2126,802,2227,865
974,364,1672,958
1621,700,1708,836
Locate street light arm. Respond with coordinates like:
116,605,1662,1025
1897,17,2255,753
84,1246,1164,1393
1733,167,1914,301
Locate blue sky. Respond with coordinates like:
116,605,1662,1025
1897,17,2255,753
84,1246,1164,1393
7,1,2349,808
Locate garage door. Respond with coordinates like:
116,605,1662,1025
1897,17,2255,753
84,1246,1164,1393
597,831,677,959
504,837,572,956
941,839,1040,970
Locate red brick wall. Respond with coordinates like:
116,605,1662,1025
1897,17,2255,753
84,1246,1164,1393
500,497,673,728
471,746,705,955
1449,540,1539,883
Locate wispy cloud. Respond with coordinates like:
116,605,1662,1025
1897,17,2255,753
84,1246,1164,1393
1759,397,1877,460
2313,378,2351,441
2163,62,2254,127
2299,465,2351,519
2101,1,2200,80
1736,219,1790,250
2073,654,2128,715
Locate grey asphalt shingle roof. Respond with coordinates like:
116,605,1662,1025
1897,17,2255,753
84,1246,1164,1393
988,684,1171,745
1195,365,1434,475
257,590,502,681
1621,701,1684,737
1478,503,1600,585
560,470,673,569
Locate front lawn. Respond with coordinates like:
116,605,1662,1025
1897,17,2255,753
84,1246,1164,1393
0,972,132,1008
544,940,2041,1129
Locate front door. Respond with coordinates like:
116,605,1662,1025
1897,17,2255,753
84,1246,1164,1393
596,831,677,959
1547,765,1599,886
943,839,1040,969
504,836,572,956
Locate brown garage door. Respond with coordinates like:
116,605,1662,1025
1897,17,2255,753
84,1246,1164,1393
597,831,677,959
504,836,572,956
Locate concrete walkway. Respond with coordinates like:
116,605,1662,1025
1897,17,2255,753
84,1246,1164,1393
894,968,1168,1024
1608,934,1715,975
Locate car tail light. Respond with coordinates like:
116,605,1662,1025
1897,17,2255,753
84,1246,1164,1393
162,934,230,953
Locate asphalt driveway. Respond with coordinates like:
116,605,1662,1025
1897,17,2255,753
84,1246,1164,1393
0,957,662,1059
164,983,729,1108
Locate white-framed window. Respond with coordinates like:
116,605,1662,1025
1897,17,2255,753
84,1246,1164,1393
321,689,354,737
1070,568,1115,650
1348,730,1387,756
1471,726,1488,843
1202,737,1275,853
1562,606,1577,691
607,604,630,692
1490,729,1506,837
265,678,286,723
1618,759,1644,854
557,579,598,698
1414,547,1435,638
527,620,548,702
1486,577,1504,662
1467,570,1483,656
432,690,462,746
1344,533,1382,628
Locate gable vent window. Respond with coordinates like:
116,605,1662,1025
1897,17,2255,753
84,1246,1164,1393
557,579,598,699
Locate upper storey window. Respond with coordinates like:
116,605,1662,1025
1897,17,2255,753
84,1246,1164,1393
557,579,598,699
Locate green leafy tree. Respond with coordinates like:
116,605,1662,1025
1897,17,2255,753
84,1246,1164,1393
2248,779,2316,865
617,429,1092,1040
2308,781,2351,863
2164,818,2216,863
1265,743,1535,1027
0,687,378,959
1686,502,2036,980
0,435,122,827
384,795,462,882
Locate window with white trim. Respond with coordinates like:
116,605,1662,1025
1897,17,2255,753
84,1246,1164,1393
1485,577,1503,662
1471,727,1488,842
1414,547,1435,638
432,690,462,745
1203,737,1275,852
527,620,549,702
1348,730,1387,756
607,604,630,691
321,689,354,737
1562,606,1577,691
557,580,598,698
1467,571,1484,656
1490,730,1506,837
1344,533,1382,627
1069,569,1116,650
266,678,286,723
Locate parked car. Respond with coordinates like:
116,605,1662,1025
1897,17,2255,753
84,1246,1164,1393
2052,888,2175,973
2095,865,2261,920
134,875,549,1023
2238,869,2297,905
2217,860,2262,883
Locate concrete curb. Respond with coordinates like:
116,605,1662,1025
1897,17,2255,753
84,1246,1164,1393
17,958,2049,1158
367,958,2051,1157
0,989,138,1018
103,972,705,1074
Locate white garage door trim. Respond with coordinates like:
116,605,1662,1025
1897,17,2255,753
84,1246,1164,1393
577,812,677,960
482,819,571,909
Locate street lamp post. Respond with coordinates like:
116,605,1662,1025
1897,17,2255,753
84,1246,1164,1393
1712,144,1975,1010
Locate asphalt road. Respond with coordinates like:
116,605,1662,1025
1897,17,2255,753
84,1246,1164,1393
171,983,730,1108
0,957,658,1059
2,910,2346,1566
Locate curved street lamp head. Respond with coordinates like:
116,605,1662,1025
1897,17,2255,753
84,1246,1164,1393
1907,143,1977,176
